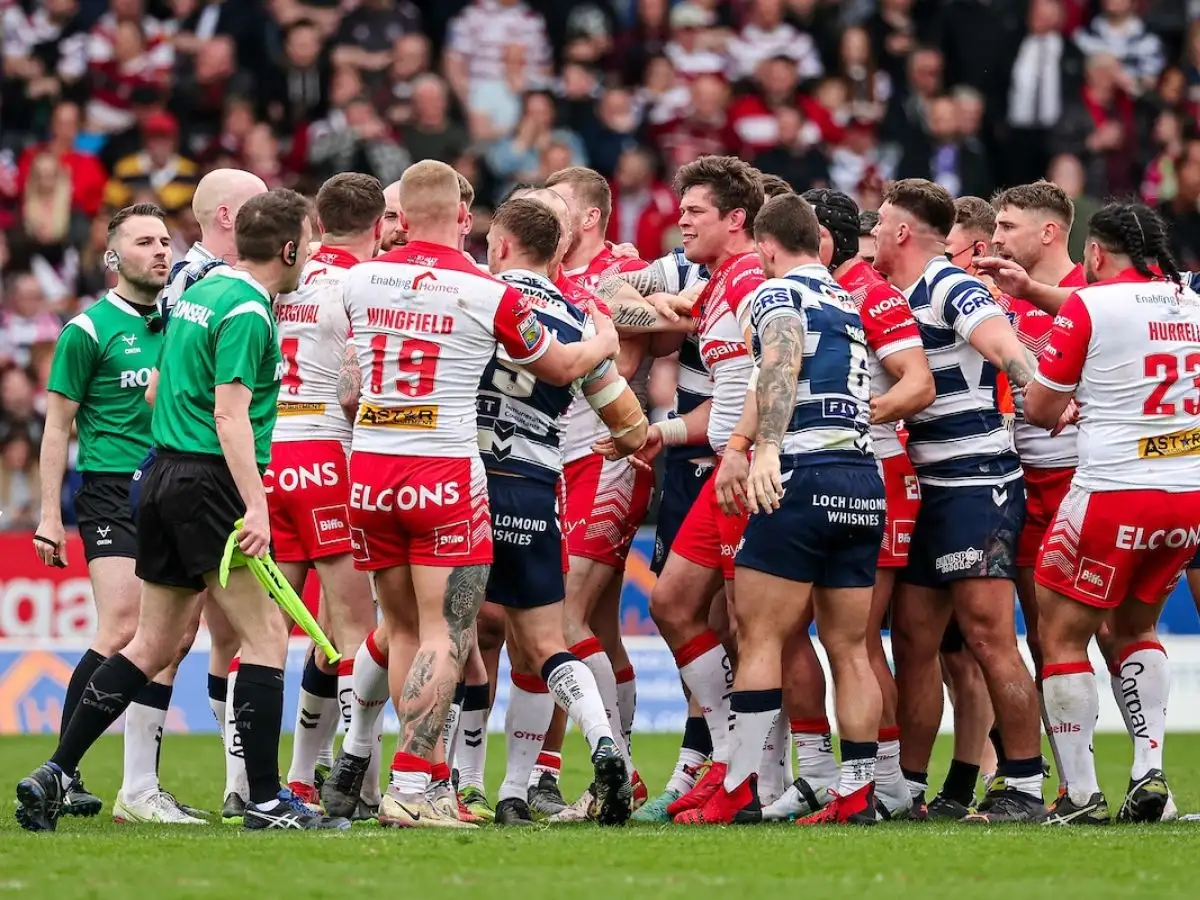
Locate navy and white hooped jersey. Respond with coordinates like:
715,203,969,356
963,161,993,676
161,242,227,326
903,256,1020,488
477,269,610,485
654,247,716,461
1186,271,1200,295
748,263,874,464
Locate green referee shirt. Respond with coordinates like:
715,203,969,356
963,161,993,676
47,291,163,474
151,268,284,471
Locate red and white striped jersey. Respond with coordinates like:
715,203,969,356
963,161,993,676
272,246,358,446
1037,270,1200,492
694,251,763,454
343,240,551,458
836,261,924,460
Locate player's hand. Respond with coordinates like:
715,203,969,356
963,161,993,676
715,447,750,515
608,242,640,260
33,519,67,568
869,392,902,425
974,257,1033,299
238,506,272,558
1051,398,1079,437
644,292,694,322
630,423,665,469
746,442,784,515
591,307,620,359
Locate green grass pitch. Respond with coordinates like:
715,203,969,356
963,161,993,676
2,732,1200,899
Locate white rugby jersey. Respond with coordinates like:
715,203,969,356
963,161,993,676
1037,271,1200,492
555,272,613,465
695,251,763,454
903,256,1020,487
343,241,552,458
749,265,873,461
659,247,715,461
479,270,609,484
272,246,358,445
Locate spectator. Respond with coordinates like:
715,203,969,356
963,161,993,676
537,141,576,182
331,0,421,91
1053,52,1137,197
727,0,822,84
486,91,586,200
1,0,85,149
558,62,604,140
16,100,107,218
608,145,677,259
663,2,727,80
865,0,924,84
171,34,251,149
1073,0,1165,94
882,45,943,150
104,111,199,213
636,55,690,126
403,75,470,165
302,94,411,186
728,55,803,156
1142,108,1185,206
1185,21,1200,110
651,73,735,177
444,0,551,105
1047,152,1101,261
14,153,79,264
0,365,45,532
467,43,534,142
379,33,432,128
585,88,641,180
1160,149,1200,271
262,18,330,133
2,274,63,369
241,123,288,189
203,95,257,165
898,95,991,200
829,119,891,208
954,86,992,183
612,0,672,87
836,25,891,126
753,107,830,193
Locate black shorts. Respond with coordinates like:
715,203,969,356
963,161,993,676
652,458,715,574
135,451,245,592
74,474,138,562
486,473,565,610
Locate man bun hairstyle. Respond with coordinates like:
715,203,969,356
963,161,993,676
235,189,311,263
492,197,562,265
753,193,821,257
1088,202,1181,285
803,188,860,268
882,178,956,238
675,155,765,228
316,173,385,238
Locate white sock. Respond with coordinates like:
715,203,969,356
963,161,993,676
756,705,790,802
500,676,554,802
224,664,249,800
546,655,613,752
666,748,707,795
675,632,733,763
875,728,905,801
1114,642,1169,779
361,715,384,806
791,718,839,787
388,754,430,796
529,751,562,788
286,690,340,786
343,637,390,759
121,683,170,801
838,744,877,795
722,690,781,793
615,665,636,754
1043,664,1100,805
442,683,465,768
455,689,490,793
1039,686,1067,790
571,639,626,763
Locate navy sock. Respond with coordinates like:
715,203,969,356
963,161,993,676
301,654,338,699
682,716,713,757
941,758,980,806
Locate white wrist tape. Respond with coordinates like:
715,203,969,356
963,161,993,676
747,367,759,392
658,417,688,446
586,376,629,411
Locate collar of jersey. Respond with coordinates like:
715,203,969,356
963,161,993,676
312,245,360,269
208,267,272,303
187,242,216,262
783,263,830,280
897,254,953,297
104,290,155,318
502,268,555,289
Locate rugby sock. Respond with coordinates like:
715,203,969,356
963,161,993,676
674,631,733,763
529,751,562,789
875,727,907,811
207,674,227,737
456,683,490,792
988,727,1008,768
791,718,839,788
343,633,390,759
838,741,877,795
666,716,712,794
361,716,385,807
723,689,781,792
224,660,249,801
286,654,339,787
442,682,466,765
545,652,613,752
1039,687,1067,790
121,681,171,800
940,758,980,807
1114,641,1169,779
336,658,355,733
901,768,928,802
52,653,148,777
1042,662,1100,805
390,751,431,796
615,665,636,754
756,703,791,803
61,649,107,746
570,639,625,761
501,673,554,802
233,663,285,804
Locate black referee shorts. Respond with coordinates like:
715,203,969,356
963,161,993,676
135,451,245,592
74,474,138,562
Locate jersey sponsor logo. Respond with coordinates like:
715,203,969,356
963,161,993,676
357,403,438,429
350,481,461,513
949,290,992,319
1117,660,1156,745
518,312,541,351
264,461,341,494
312,504,351,546
1114,525,1200,551
349,527,370,563
1052,314,1074,331
700,339,748,368
276,402,326,416
119,368,152,388
890,519,914,555
1138,427,1200,459
1073,556,1115,602
433,520,471,556
369,270,457,295
172,299,214,327
866,295,908,318
95,525,112,547
935,547,983,574
120,334,141,355
904,475,920,501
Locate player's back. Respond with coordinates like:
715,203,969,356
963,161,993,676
479,270,595,482
1052,275,1200,492
750,264,873,463
273,247,356,444
344,240,547,458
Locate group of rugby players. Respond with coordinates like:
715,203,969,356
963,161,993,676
17,148,1200,832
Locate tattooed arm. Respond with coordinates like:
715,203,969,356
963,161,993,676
337,343,361,424
595,258,672,300
966,316,1038,390
746,314,805,515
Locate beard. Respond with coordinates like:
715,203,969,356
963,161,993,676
121,266,168,297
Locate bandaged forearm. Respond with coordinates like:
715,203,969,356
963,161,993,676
589,376,647,438
657,416,688,445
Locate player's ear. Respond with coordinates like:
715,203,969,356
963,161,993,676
398,208,411,234
728,207,746,233
282,240,298,267
462,211,474,237
374,217,383,240
457,200,468,226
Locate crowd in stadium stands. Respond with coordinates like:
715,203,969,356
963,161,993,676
1,0,1199,529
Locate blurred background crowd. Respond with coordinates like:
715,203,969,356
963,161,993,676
1,0,1199,529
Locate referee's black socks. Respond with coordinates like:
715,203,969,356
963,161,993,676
60,649,107,750
52,653,148,776
234,663,286,803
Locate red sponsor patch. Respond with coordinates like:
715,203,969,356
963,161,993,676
349,527,370,563
891,519,915,556
1074,556,1115,602
312,504,351,546
433,520,471,557
700,339,748,368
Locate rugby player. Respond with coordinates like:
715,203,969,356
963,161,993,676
31,204,203,825
18,190,352,832
1029,203,1196,824
340,160,617,828
272,174,382,816
381,180,404,251
871,179,1046,824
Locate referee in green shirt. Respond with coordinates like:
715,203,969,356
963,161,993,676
18,189,348,833
31,203,201,825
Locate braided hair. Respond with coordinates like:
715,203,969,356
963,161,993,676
802,188,861,269
1087,202,1182,286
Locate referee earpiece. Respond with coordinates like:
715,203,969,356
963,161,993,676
284,241,297,266
104,250,121,272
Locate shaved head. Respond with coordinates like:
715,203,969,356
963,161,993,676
398,159,462,232
192,168,268,237
381,179,404,251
